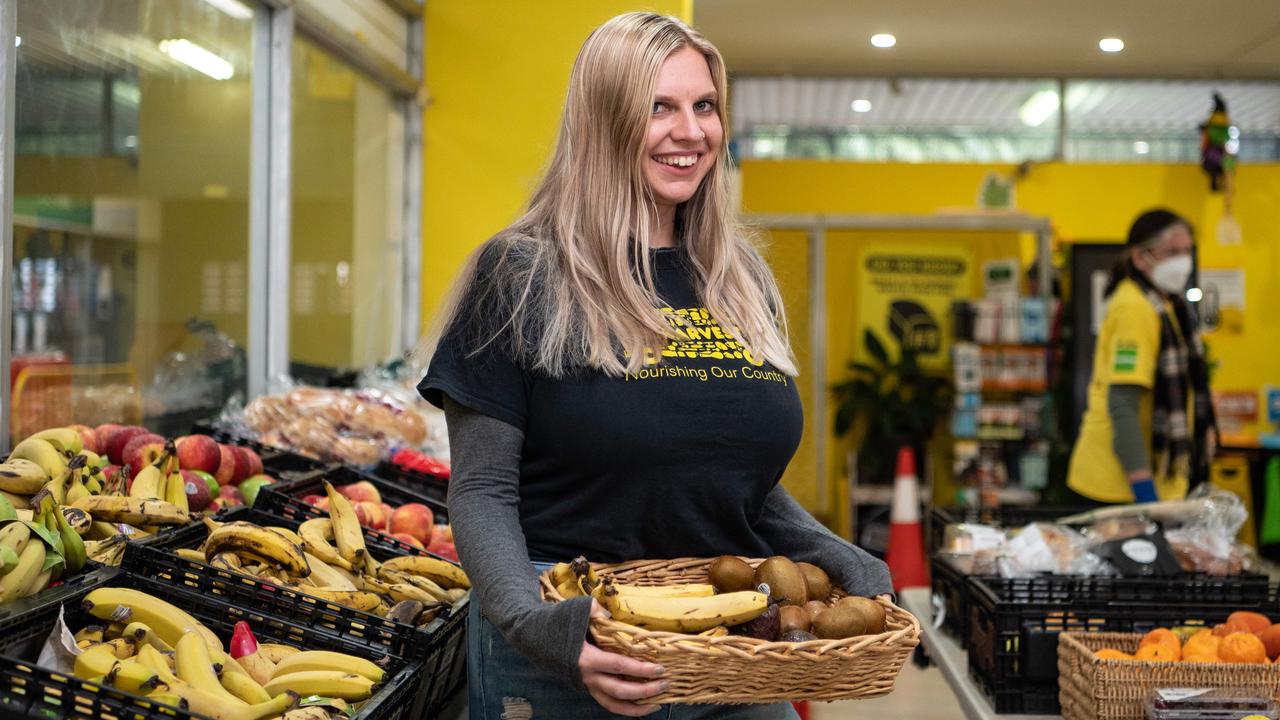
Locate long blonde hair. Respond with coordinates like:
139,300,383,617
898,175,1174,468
426,12,797,378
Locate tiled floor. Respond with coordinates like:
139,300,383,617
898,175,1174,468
807,662,964,720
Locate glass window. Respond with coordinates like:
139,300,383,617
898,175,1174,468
289,36,404,381
11,0,254,442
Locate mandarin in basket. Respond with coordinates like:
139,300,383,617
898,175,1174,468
1134,643,1179,662
1219,632,1268,664
1214,619,1253,637
1095,648,1133,660
1182,652,1222,663
1258,625,1280,660
1228,611,1272,634
1183,629,1220,656
1140,628,1181,652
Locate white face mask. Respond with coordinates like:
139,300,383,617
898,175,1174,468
1149,254,1193,294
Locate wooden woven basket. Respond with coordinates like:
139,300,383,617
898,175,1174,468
1058,631,1280,720
538,557,921,705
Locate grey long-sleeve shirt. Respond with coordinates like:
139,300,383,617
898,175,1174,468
1108,384,1149,474
443,397,893,688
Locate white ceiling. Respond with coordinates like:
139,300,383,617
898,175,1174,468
694,0,1280,80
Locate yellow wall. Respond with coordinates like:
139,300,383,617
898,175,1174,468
742,160,1280,532
421,0,691,331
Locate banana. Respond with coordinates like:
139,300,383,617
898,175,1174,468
102,637,138,659
65,468,91,506
145,692,188,710
356,574,395,596
42,470,71,505
297,518,354,571
55,500,87,574
0,539,45,603
168,683,297,720
136,643,181,685
8,438,67,479
256,644,299,664
204,523,309,577
87,521,123,540
72,495,189,526
292,586,383,612
109,658,164,694
263,670,374,701
85,536,128,565
74,625,106,644
0,490,29,510
322,482,365,565
130,465,164,501
0,522,30,556
60,506,91,536
175,632,246,705
271,650,385,683
593,583,716,599
386,599,425,625
378,555,470,589
209,552,243,572
597,586,769,633
124,621,174,653
105,622,127,638
233,651,276,687
383,582,439,605
27,428,82,454
378,569,451,602
175,548,207,563
79,449,107,471
82,587,224,660
550,562,575,587
0,459,50,494
220,668,271,704
267,526,303,545
74,643,122,679
301,553,356,590
165,471,189,513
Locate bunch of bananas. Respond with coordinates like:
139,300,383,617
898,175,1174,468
4,426,194,568
175,481,469,627
74,586,381,719
0,478,91,604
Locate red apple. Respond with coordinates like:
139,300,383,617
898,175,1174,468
214,445,237,486
123,433,166,478
95,423,124,456
207,498,224,512
314,496,331,511
180,469,213,512
391,533,424,549
359,501,387,530
176,434,221,474
231,447,261,484
380,503,394,524
351,502,374,528
389,503,435,545
68,424,99,453
437,524,453,543
218,484,245,507
105,426,148,464
337,481,381,505
301,494,325,507
426,536,458,562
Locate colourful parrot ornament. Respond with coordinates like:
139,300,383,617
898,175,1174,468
1199,93,1236,192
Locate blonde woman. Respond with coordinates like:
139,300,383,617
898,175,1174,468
419,13,891,718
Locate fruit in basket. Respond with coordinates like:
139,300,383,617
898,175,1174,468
780,630,818,643
297,518,354,572
1258,625,1280,660
8,437,68,478
103,426,147,465
391,533,425,549
839,596,886,635
803,600,827,625
380,554,470,589
271,650,385,683
0,458,50,494
353,501,383,530
389,503,435,544
176,434,222,474
179,470,213,512
67,425,99,453
1220,632,1268,663
205,522,310,576
708,555,755,593
0,539,47,603
598,581,768,633
1140,628,1181,652
754,557,808,607
796,562,831,601
336,481,381,505
778,605,810,634
123,434,166,479
324,481,368,567
426,534,458,562
1183,629,1221,656
233,447,264,482
812,604,873,640
1214,619,1253,637
264,670,374,701
1228,611,1273,634
1134,643,1179,662
238,475,275,508
600,583,716,599
73,495,190,526
213,485,246,511
215,445,238,486
731,600,780,640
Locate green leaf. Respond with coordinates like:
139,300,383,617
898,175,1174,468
864,330,889,366
25,519,62,554
41,550,65,573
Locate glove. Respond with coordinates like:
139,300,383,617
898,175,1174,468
1129,476,1158,503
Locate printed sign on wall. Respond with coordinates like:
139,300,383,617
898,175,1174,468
857,242,975,367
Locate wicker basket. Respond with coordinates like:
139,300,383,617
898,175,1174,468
1058,631,1280,720
538,557,920,704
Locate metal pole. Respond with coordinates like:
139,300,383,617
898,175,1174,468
248,8,271,401
400,14,423,356
1056,78,1067,161
809,224,828,518
0,0,15,451
266,7,293,387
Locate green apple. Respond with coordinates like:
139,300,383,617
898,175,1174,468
193,470,218,498
238,474,276,507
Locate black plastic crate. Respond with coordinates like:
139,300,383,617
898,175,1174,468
120,507,467,718
373,459,447,503
929,554,975,639
190,420,329,477
0,566,422,720
966,573,1275,715
926,505,1093,556
256,466,452,559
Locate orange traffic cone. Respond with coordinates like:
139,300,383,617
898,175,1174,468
885,446,929,591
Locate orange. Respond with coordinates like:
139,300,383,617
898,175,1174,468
1184,630,1221,656
1140,628,1180,650
1134,643,1180,662
1228,611,1272,634
1214,619,1253,637
1219,632,1268,664
1258,625,1280,661
1095,648,1133,661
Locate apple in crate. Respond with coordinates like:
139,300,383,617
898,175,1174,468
124,434,167,478
68,424,99,453
176,434,221,474
238,474,275,507
389,503,435,545
232,447,263,483
95,423,124,458
214,445,238,486
426,535,458,562
104,426,148,464
337,481,381,505
179,469,213,512
217,485,245,508
359,502,388,530
392,533,425,549
300,494,325,508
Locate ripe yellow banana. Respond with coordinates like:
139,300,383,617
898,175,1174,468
0,490,29,510
175,632,247,705
301,553,356,590
209,552,243,571
292,586,383,612
8,438,67,478
175,548,207,563
102,637,138,659
592,583,716,600
0,458,50,494
256,643,299,664
129,465,164,501
83,587,224,659
60,506,91,536
550,562,575,586
267,526,303,545
297,518,354,571
169,681,297,720
378,570,451,602
271,650,384,683
322,482,365,565
379,555,470,589
205,522,309,577
74,625,106,644
136,643,182,686
73,495,189,526
0,540,46,603
109,658,165,694
74,644,122,679
597,587,769,633
220,668,271,704
124,621,174,652
165,471,189,513
0,522,31,556
264,670,374,701
27,427,82,454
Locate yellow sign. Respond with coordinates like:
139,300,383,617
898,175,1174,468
857,242,975,367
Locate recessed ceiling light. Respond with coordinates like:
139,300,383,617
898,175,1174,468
870,33,896,49
851,99,872,113
1099,37,1124,53
1133,141,1150,155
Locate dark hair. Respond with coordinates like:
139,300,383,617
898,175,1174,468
1104,208,1192,297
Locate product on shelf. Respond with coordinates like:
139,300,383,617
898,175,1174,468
299,480,456,560
241,387,428,467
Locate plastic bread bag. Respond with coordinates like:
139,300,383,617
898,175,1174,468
1163,485,1255,575
997,522,1112,578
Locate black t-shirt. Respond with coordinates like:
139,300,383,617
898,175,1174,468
419,243,804,563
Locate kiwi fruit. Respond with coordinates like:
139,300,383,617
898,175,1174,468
753,557,808,607
778,605,811,635
796,562,832,601
839,596,887,635
812,605,868,639
803,600,828,625
780,630,818,643
708,555,756,593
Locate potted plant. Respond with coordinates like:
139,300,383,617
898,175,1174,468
831,330,954,484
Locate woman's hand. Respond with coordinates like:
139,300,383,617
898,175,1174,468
579,600,667,716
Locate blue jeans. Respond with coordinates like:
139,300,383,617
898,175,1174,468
466,565,801,720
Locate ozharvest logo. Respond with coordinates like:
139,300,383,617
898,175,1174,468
865,255,967,275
